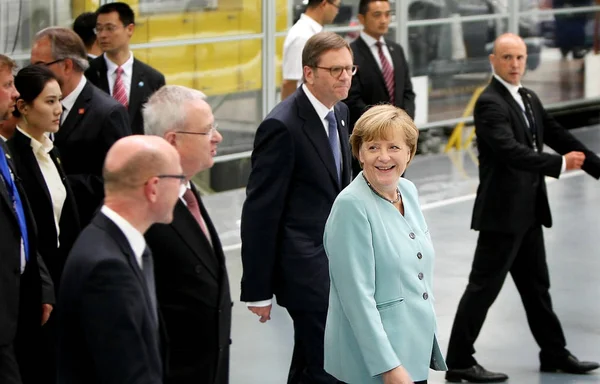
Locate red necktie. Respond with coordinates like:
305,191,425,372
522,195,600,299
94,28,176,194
182,188,211,244
112,66,128,108
375,41,395,105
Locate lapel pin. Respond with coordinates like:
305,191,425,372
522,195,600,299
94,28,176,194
78,108,85,114
341,120,345,127
5,153,10,159
138,81,144,87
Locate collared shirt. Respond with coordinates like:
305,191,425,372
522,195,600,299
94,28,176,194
493,74,566,173
105,52,134,98
360,31,394,71
282,13,323,85
0,134,6,142
61,76,87,125
100,205,146,269
17,127,66,245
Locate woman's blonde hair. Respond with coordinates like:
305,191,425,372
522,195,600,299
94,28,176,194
349,104,419,167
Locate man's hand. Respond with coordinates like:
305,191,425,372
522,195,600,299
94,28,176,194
41,304,53,325
382,365,413,384
248,305,272,323
565,151,586,170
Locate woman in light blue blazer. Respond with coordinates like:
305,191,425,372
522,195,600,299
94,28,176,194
323,105,447,384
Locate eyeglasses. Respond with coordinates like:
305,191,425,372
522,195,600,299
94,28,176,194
37,59,64,67
314,65,358,78
156,174,187,185
174,123,219,137
93,24,125,34
327,0,341,9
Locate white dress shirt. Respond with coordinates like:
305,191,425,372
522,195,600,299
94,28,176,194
100,205,146,269
60,76,87,125
17,127,66,246
105,52,134,99
360,31,394,71
246,85,343,309
282,14,323,85
493,74,566,173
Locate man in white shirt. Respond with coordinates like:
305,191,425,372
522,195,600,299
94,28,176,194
445,33,600,383
281,0,341,100
86,2,166,135
241,32,353,384
57,135,184,384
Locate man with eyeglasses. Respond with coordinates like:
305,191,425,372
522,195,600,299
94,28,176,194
143,85,231,384
57,135,183,383
85,2,166,136
281,0,341,101
30,27,131,227
241,32,352,384
344,0,415,179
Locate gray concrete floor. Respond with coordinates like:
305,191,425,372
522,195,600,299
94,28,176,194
203,126,600,384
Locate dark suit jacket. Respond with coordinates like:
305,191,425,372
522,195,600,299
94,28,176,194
240,87,352,311
85,56,166,135
54,79,130,227
345,36,416,127
471,77,600,233
0,141,54,377
145,185,231,384
8,130,81,291
57,212,164,383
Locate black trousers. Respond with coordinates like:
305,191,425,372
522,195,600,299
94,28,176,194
0,344,22,384
446,225,568,369
286,310,342,384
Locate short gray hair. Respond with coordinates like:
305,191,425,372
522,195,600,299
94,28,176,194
35,27,89,72
143,85,207,136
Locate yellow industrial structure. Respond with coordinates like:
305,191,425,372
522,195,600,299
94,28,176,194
73,0,287,96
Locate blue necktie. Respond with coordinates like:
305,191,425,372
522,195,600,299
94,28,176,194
325,111,341,186
0,146,29,261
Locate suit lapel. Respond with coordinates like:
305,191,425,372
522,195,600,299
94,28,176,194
296,88,341,190
13,131,53,206
0,143,14,217
95,213,159,329
490,78,534,146
128,60,145,123
357,36,389,98
56,82,93,144
170,200,220,280
94,57,110,94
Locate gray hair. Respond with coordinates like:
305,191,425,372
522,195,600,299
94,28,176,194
35,27,89,72
143,85,207,137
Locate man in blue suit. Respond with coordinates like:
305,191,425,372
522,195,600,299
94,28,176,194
240,32,354,384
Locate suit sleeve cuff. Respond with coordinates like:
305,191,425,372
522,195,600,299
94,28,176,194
246,299,272,307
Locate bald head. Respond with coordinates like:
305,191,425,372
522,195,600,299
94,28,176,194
490,33,527,86
492,33,526,55
103,135,180,194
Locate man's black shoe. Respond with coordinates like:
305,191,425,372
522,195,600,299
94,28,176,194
540,354,599,374
445,364,508,383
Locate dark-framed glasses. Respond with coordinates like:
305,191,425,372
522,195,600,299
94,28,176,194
174,123,219,137
314,65,358,78
37,59,65,67
327,0,341,9
156,174,187,185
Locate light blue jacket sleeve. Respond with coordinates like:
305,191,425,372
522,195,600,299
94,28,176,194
324,194,401,377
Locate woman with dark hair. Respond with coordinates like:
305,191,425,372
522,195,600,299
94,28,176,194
7,64,80,384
